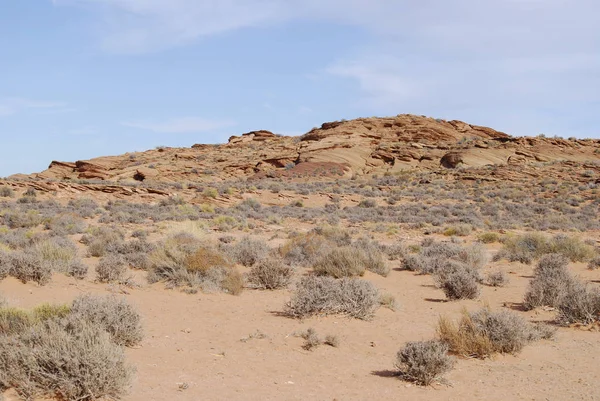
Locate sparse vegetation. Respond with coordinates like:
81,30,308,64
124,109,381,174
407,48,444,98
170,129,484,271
247,257,293,290
395,340,454,385
437,308,554,358
286,276,379,320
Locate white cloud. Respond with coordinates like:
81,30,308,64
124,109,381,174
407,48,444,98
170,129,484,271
0,98,68,117
122,117,235,133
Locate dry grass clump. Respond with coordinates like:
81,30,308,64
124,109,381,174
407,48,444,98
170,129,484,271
285,276,379,320
0,303,70,336
0,295,141,400
33,237,77,273
485,270,509,287
379,293,398,311
297,328,340,350
395,340,454,385
478,232,500,244
443,224,472,237
495,233,594,264
313,247,367,278
247,257,293,290
437,308,554,358
148,235,243,295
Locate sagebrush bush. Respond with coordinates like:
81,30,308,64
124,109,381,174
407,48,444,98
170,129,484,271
226,237,269,267
286,276,379,320
354,237,389,276
588,256,600,270
395,340,454,385
247,257,293,290
83,226,125,257
149,236,243,295
485,270,509,287
0,187,14,198
33,237,77,273
44,214,87,235
95,254,127,283
0,318,134,401
433,261,480,300
0,303,71,336
437,308,553,358
523,253,577,310
556,280,600,325
70,294,143,347
495,233,594,264
8,251,52,285
0,251,10,280
67,260,88,280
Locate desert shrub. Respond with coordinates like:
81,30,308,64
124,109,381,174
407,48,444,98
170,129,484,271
70,295,143,347
354,237,389,276
495,233,594,264
478,232,500,244
301,328,321,351
437,308,552,358
0,251,10,280
95,254,127,283
44,214,87,235
0,318,134,400
395,340,454,385
148,236,243,295
379,293,398,311
381,241,406,260
0,303,70,337
324,334,340,347
285,276,379,320
433,261,480,300
589,256,600,270
485,270,509,287
358,199,377,208
8,251,52,285
556,281,600,325
443,224,472,237
33,237,77,273
549,234,595,262
226,237,269,267
313,247,367,278
0,187,14,198
523,254,577,310
3,210,42,229
280,232,332,267
184,247,231,273
312,226,352,246
82,226,125,257
67,260,88,280
247,257,293,290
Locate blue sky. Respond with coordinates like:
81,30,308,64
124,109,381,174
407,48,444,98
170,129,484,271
1,0,599,177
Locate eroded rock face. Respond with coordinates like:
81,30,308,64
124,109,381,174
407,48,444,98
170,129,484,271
27,114,600,183
440,152,465,168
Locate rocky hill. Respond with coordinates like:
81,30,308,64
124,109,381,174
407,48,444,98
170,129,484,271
8,114,600,193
